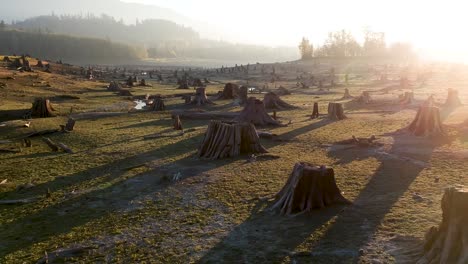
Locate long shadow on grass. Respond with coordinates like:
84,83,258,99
0,131,234,258
197,200,345,263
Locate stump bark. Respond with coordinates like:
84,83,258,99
263,92,295,110
328,103,346,120
173,115,183,130
198,121,268,160
417,186,468,264
444,88,462,107
218,83,239,99
311,102,319,119
271,163,350,215
60,118,76,132
234,97,282,126
408,106,445,136
191,87,213,106
341,88,353,99
149,97,165,111
31,98,55,118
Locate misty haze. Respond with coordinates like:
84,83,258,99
0,1,467,263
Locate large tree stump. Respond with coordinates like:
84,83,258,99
263,92,295,110
218,83,239,99
328,103,346,120
198,121,267,160
417,186,468,264
31,98,55,118
173,115,183,130
399,92,414,105
191,87,213,106
271,163,350,215
443,88,462,107
149,97,165,111
234,97,282,126
311,102,319,119
341,88,353,99
408,106,445,136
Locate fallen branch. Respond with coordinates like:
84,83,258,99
0,197,39,205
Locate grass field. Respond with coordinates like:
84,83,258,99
0,58,467,263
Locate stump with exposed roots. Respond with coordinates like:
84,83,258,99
263,92,295,110
234,97,282,126
408,106,445,136
149,97,165,111
108,81,122,91
198,121,268,160
191,87,214,106
31,98,55,118
271,163,350,215
328,103,346,120
399,92,414,105
444,88,462,108
356,91,371,104
341,88,353,99
218,83,239,99
417,186,468,264
311,102,319,119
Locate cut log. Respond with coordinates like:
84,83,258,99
417,186,468,264
198,121,267,160
234,97,282,126
341,88,353,99
149,97,165,111
263,92,295,110
311,102,319,119
444,88,462,108
190,87,214,106
31,98,55,118
218,83,239,99
408,106,445,136
173,115,183,130
399,92,414,105
271,163,350,215
42,137,59,152
328,103,347,120
57,142,73,153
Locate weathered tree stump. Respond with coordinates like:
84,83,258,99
408,106,445,136
311,102,319,119
178,78,189,89
139,78,147,86
399,92,414,105
328,103,346,120
271,163,350,215
234,97,282,126
218,83,239,99
192,78,204,87
31,98,55,118
60,118,76,132
417,186,468,264
173,115,183,130
444,88,462,108
191,87,213,106
341,88,353,99
238,86,248,105
126,76,134,87
356,91,371,104
36,60,44,67
198,121,267,160
263,92,295,110
149,97,165,111
108,81,122,91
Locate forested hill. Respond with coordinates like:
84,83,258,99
0,30,145,64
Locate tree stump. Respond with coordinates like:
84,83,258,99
356,91,371,104
238,86,248,105
60,118,76,132
341,88,353,99
417,186,468,264
126,76,134,87
328,103,346,120
178,78,189,89
191,87,213,106
399,92,414,105
149,97,165,111
444,88,462,108
277,86,291,95
192,78,204,87
234,97,282,126
408,106,445,136
108,81,122,91
218,83,239,99
173,115,183,130
139,78,147,86
263,92,295,110
271,163,350,215
31,98,55,118
311,102,319,119
198,121,267,160
182,95,192,104
36,60,44,67
118,90,133,96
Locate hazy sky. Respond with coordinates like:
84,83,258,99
122,0,468,62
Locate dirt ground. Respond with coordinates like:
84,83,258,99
0,58,467,263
